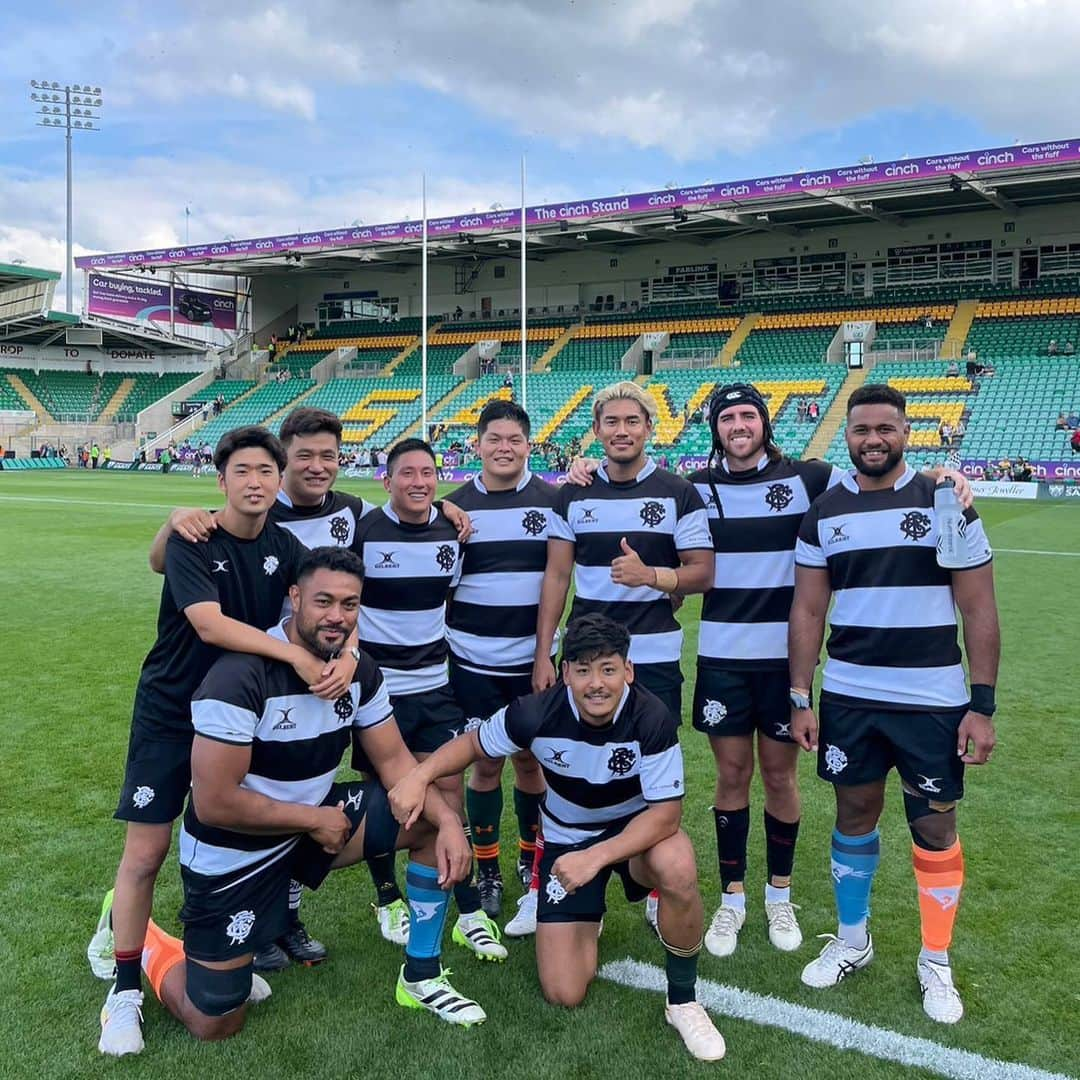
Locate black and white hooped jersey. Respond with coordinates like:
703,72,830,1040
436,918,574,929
270,489,376,550
180,622,392,877
548,459,711,667
445,472,559,677
134,524,305,734
349,504,461,696
689,455,842,670
796,466,993,710
477,682,684,845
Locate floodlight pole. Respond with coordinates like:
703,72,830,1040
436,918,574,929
65,90,73,314
520,155,527,411
421,174,428,442
29,80,104,315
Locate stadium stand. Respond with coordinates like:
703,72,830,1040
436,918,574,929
189,379,315,447
111,373,194,422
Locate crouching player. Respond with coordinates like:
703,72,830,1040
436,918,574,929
389,614,726,1061
120,548,484,1045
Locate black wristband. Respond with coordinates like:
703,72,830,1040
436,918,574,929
969,683,996,716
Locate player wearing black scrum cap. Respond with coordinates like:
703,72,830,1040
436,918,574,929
686,383,843,958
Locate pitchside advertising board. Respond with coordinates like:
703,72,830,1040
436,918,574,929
74,137,1080,271
86,274,237,331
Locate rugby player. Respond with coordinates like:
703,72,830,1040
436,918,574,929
790,384,999,1023
141,407,471,969
389,614,727,1061
104,547,483,1048
531,381,712,930
445,400,554,918
95,427,358,1056
348,438,506,960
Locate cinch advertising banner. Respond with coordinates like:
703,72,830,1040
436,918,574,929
86,274,237,330
75,137,1080,271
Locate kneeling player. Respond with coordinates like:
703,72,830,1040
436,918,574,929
389,614,726,1061
105,548,484,1047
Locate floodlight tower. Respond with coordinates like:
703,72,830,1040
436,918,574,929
29,80,104,314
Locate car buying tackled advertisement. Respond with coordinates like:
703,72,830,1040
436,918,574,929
86,274,236,331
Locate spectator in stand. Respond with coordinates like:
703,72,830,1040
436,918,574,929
953,419,966,442
1013,458,1033,482
377,447,388,467
1072,430,1080,454
1067,410,1080,429
1055,413,1068,430
369,447,379,468
946,359,960,377
1048,339,1058,356
807,401,820,421
796,398,808,423
938,421,954,447
1065,341,1075,356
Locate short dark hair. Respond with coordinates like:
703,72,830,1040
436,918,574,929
478,399,531,439
279,407,342,447
296,545,365,586
386,438,435,474
214,426,287,472
561,614,631,665
847,384,907,415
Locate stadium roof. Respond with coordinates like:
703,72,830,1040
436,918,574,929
0,306,203,352
0,263,60,327
76,138,1080,279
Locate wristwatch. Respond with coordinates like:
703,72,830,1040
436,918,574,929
348,646,361,663
789,689,811,711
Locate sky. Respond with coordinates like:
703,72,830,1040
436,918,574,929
1,0,1078,309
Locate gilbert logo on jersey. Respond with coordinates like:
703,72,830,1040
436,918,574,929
575,506,599,526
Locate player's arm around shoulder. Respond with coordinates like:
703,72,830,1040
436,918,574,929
533,537,575,690
387,729,487,829
148,506,218,573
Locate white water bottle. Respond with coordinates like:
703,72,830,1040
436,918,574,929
934,478,965,569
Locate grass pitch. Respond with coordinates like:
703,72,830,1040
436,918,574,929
0,470,1077,1080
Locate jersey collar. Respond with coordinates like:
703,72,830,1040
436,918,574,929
565,682,631,727
597,457,656,485
276,489,330,511
721,452,769,475
382,500,437,525
474,469,532,494
268,618,290,643
840,463,917,493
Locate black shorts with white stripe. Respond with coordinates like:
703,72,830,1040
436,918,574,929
817,696,966,801
691,667,795,743
179,780,398,963
449,659,533,726
537,828,652,924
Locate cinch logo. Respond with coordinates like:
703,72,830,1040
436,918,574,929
168,249,185,258
720,184,751,197
404,223,422,234
352,229,372,239
90,256,106,265
977,152,1015,165
301,234,321,243
255,240,275,249
885,163,921,177
458,216,483,227
210,245,228,254
648,193,677,206
799,174,832,187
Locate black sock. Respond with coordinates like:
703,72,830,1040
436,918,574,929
664,948,699,1006
714,805,750,892
368,852,401,906
404,953,441,982
764,810,800,883
114,949,143,994
453,823,480,915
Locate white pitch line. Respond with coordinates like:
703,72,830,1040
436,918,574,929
995,547,1080,557
0,494,181,511
600,958,1073,1080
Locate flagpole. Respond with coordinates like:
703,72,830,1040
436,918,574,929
520,155,527,411
421,173,428,442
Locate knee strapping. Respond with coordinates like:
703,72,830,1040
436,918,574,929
903,790,956,851
185,958,252,1017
